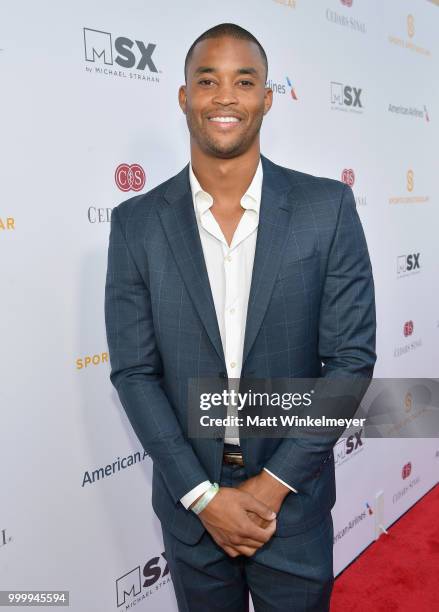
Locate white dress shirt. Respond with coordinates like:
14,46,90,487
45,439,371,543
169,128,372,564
180,158,297,510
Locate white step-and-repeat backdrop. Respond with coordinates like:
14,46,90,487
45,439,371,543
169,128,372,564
1,1,438,610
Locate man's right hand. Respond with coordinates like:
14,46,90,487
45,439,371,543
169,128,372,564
192,487,277,558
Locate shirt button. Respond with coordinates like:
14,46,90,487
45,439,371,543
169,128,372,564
229,308,235,314
225,255,232,262
230,361,236,369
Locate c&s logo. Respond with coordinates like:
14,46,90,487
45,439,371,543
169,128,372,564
402,461,412,479
394,320,422,358
341,168,355,187
341,169,366,206
115,163,146,192
393,463,420,504
403,321,414,337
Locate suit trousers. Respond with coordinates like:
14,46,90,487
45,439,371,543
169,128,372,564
161,459,334,612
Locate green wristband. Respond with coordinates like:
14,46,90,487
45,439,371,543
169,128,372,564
191,483,219,515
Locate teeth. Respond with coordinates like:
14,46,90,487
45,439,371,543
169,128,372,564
209,116,240,123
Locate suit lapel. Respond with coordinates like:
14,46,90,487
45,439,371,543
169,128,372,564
241,155,295,369
159,165,226,366
157,156,295,371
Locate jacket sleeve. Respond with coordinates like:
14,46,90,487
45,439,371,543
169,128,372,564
263,183,377,491
104,206,210,504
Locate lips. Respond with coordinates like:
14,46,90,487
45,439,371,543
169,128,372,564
207,110,242,121
206,113,243,129
208,116,240,123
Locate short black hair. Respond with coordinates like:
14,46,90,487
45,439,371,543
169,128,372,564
184,23,268,82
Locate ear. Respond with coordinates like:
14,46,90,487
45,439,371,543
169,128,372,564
178,85,187,114
263,87,273,115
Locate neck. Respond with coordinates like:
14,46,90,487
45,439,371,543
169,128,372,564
190,139,261,201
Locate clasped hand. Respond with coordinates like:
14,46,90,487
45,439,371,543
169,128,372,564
196,471,290,558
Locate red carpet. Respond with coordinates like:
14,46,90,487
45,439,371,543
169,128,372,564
331,484,439,612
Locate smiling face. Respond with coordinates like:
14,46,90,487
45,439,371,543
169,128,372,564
179,36,272,159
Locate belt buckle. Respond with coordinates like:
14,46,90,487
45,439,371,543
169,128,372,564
223,451,244,466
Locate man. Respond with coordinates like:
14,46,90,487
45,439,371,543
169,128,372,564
105,23,376,612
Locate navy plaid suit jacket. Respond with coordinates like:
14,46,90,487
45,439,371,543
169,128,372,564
104,154,376,545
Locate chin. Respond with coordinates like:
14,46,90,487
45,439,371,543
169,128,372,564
205,139,247,158
209,147,244,159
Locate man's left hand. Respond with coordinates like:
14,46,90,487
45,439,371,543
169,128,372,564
237,470,291,529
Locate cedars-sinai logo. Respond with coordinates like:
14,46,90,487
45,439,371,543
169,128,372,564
403,321,414,337
402,462,412,479
115,164,146,192
341,169,366,206
340,0,353,7
341,169,355,187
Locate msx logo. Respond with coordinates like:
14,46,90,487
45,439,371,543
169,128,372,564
116,552,169,607
83,28,158,72
334,428,363,466
331,82,362,107
397,253,420,275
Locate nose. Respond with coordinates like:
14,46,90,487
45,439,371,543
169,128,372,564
212,82,239,106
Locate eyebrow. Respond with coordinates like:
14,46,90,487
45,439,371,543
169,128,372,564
193,66,259,77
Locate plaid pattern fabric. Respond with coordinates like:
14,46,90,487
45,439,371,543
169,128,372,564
162,462,334,611
104,154,376,546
